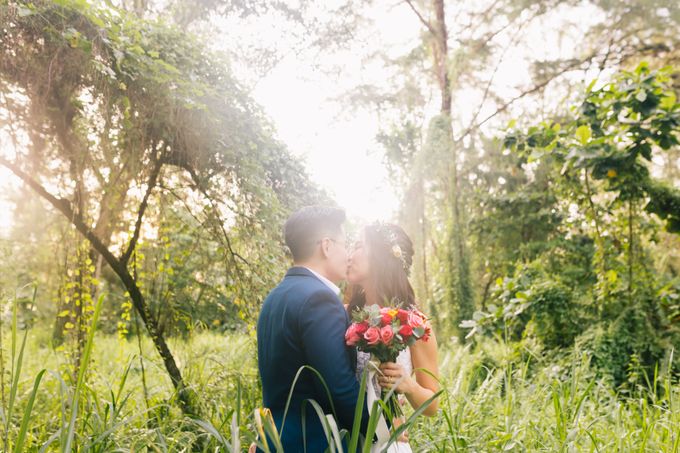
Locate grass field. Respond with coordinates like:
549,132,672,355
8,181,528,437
1,318,678,452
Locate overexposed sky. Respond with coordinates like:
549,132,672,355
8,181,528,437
249,3,422,223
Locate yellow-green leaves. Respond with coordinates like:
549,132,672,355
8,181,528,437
575,125,591,145
660,91,677,110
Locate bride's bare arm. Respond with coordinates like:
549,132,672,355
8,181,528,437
407,333,439,415
378,333,439,416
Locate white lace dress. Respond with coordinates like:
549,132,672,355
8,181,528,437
356,349,413,453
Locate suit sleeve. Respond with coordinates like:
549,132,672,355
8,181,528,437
298,289,370,433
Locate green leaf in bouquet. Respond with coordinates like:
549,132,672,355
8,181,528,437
351,309,368,323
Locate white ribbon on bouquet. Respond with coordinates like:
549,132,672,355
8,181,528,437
365,357,412,453
366,357,392,452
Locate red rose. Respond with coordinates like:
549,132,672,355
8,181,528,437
380,326,394,344
345,324,361,346
422,326,432,342
398,324,413,338
355,322,369,335
364,327,380,345
396,309,409,323
381,313,393,325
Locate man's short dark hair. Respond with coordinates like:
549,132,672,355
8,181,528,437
284,206,346,262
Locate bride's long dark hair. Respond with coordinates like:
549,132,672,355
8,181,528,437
345,223,416,314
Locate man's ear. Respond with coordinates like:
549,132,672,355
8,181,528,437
319,238,332,259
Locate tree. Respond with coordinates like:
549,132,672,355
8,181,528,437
334,0,680,339
495,63,680,381
0,0,325,414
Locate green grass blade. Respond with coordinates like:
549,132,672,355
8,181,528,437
193,418,232,451
254,408,283,453
361,397,385,453
14,368,47,453
325,413,343,453
384,390,444,449
5,286,35,451
280,365,338,436
230,412,240,453
301,399,336,453
552,383,566,443
571,380,595,425
63,293,105,453
38,428,62,453
348,368,369,452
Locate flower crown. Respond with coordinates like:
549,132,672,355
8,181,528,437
373,222,409,272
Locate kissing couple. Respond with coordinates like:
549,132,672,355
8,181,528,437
254,206,439,452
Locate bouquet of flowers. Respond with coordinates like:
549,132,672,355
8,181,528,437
345,303,431,420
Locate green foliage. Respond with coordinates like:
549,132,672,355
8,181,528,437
659,279,680,324
505,63,680,232
461,261,586,350
470,182,562,270
575,302,666,388
0,0,328,333
529,280,584,349
645,179,680,233
483,62,680,385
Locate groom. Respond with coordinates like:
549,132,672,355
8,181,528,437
256,206,369,451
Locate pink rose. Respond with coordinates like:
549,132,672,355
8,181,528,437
345,324,361,346
364,327,380,345
380,326,394,344
408,312,424,329
355,322,369,335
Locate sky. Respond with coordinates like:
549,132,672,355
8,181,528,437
244,2,424,224
252,63,400,223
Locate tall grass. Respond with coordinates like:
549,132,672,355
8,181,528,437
0,306,677,451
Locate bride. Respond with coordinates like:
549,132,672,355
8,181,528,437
345,222,439,452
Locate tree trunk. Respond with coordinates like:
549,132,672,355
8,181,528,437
0,156,198,416
431,0,474,337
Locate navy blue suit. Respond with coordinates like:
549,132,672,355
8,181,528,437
257,267,369,452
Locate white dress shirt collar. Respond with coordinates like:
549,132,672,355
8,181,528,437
303,267,341,296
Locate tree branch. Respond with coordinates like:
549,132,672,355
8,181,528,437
120,152,164,266
453,51,600,144
404,0,437,37
183,167,249,268
462,10,538,141
0,154,197,415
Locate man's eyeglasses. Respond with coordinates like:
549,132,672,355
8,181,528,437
317,237,351,252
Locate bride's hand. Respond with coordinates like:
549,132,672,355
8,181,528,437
392,417,409,443
378,362,415,395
